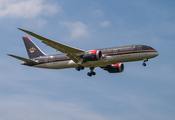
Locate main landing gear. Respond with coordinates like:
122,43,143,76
142,58,148,66
76,66,96,77
87,67,96,77
76,66,84,71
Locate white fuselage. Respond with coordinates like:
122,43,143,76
32,51,158,69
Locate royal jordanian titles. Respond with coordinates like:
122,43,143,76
8,28,159,77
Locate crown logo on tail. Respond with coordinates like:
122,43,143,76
29,47,36,53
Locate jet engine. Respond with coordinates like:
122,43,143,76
83,50,102,61
104,63,124,73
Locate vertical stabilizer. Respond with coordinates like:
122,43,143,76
22,37,46,59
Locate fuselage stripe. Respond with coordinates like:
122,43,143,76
26,50,156,66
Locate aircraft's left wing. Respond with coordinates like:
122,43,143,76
18,28,84,64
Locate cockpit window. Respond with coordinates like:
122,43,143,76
148,47,154,50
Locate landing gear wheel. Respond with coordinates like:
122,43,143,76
76,66,84,71
87,72,92,77
142,58,148,67
87,67,96,77
92,71,96,76
80,66,84,70
142,62,146,66
76,67,80,71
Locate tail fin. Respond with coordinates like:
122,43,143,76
22,37,46,59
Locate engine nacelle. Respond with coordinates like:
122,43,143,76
105,63,124,73
83,50,102,61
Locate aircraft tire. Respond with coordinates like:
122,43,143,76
87,72,92,77
92,71,96,76
80,66,84,70
76,67,81,71
142,63,146,66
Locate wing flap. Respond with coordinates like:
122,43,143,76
7,54,37,63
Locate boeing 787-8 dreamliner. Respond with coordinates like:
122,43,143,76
8,28,159,77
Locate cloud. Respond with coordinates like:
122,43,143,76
92,10,103,17
59,21,88,41
0,94,112,120
24,18,47,28
100,21,110,27
36,19,47,27
0,0,60,19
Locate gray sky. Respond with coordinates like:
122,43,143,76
0,0,175,120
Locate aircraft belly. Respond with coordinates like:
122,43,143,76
33,60,77,69
82,56,115,67
82,61,111,67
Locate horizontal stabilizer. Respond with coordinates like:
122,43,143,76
7,54,37,63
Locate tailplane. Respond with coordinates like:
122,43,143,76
22,37,46,59
7,54,37,63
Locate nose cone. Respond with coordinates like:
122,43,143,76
155,51,159,57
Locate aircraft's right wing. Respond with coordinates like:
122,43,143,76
18,28,84,64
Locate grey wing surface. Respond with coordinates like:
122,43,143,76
18,28,85,64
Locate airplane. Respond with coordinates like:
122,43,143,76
8,28,159,77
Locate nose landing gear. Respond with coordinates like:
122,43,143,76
142,58,148,66
142,62,146,66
